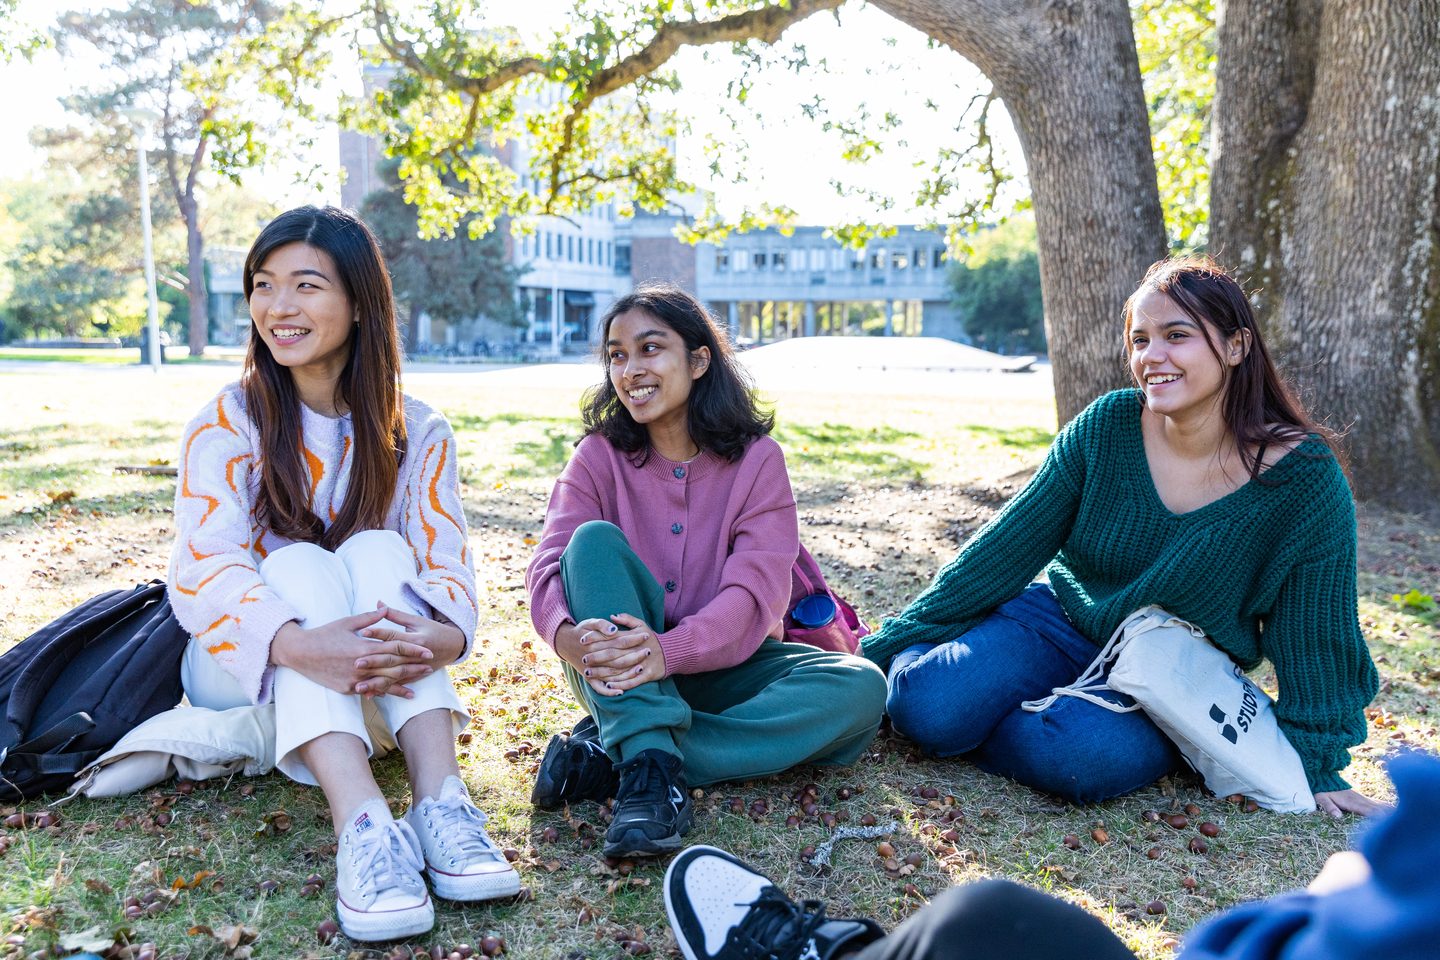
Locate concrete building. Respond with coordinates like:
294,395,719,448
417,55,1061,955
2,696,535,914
694,224,960,345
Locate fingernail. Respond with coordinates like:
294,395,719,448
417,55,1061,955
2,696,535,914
356,660,368,668
582,656,589,665
584,669,591,677
605,682,614,689
607,626,617,633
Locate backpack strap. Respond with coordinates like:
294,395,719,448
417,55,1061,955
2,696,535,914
0,712,96,775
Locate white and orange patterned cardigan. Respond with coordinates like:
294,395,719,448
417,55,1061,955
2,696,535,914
167,383,478,705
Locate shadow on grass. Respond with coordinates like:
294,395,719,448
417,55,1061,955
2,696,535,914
448,411,584,479
777,422,926,482
0,487,173,529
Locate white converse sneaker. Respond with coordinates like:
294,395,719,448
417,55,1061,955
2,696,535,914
406,776,521,902
335,803,434,942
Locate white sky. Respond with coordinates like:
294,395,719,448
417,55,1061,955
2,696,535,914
0,0,1022,225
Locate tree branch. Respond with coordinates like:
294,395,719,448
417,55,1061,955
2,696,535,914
548,0,843,197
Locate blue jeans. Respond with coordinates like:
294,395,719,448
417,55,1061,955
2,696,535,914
885,584,1180,804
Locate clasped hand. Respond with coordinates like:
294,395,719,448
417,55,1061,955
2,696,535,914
555,613,666,697
271,603,464,699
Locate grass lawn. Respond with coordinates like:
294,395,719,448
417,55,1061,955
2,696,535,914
1,365,1436,960
0,348,226,366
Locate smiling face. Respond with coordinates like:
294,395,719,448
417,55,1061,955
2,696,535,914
1127,287,1246,422
606,308,710,452
248,242,354,386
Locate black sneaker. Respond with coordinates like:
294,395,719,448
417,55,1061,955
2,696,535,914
664,845,884,960
602,749,693,858
530,715,619,810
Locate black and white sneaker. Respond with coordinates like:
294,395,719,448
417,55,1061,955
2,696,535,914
531,715,619,810
664,846,884,960
602,749,693,858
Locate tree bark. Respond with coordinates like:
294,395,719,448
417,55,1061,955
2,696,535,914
1212,0,1440,511
181,192,210,358
873,0,1168,422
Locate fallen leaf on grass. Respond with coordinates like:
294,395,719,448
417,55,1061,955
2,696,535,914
605,876,651,895
254,810,293,837
191,922,258,956
171,869,216,890
48,490,76,504
59,925,113,951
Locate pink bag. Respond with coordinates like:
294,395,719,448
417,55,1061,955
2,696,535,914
783,545,871,654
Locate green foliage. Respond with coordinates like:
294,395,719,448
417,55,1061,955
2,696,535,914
1392,588,1438,626
0,0,49,62
1133,0,1215,251
362,159,524,328
949,216,1045,355
0,174,167,341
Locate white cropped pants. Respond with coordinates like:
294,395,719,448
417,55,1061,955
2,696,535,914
182,529,469,785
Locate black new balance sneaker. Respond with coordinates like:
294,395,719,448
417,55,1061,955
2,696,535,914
530,716,619,809
664,845,884,960
603,749,693,858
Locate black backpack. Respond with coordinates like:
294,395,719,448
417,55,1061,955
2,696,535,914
0,580,188,802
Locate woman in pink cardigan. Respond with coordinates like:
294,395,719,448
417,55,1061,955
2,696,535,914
525,283,886,858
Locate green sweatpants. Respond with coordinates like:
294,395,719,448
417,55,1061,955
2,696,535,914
559,520,886,786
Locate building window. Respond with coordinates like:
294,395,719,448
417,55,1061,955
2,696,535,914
850,251,865,271
933,247,945,269
567,236,575,261
870,248,886,270
753,252,767,270
544,233,552,259
791,250,805,270
615,242,631,274
772,251,788,271
716,252,730,272
891,251,909,270
913,247,926,269
734,251,749,272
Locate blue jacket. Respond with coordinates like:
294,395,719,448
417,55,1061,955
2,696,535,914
1183,752,1440,960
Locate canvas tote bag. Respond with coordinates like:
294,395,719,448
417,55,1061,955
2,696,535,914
1021,606,1315,812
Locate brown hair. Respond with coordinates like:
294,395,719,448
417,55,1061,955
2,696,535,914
1123,254,1337,481
241,206,406,549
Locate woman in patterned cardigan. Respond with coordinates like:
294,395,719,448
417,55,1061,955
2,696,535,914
167,206,515,942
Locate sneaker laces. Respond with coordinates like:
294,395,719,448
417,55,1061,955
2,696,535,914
424,794,506,868
616,754,666,805
726,887,829,960
349,819,426,906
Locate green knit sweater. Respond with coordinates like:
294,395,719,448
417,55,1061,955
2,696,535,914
862,389,1378,794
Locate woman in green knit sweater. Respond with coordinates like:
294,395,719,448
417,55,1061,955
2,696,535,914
869,256,1383,817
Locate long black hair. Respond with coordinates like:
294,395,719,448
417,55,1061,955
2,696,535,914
581,283,773,464
241,205,406,548
1123,255,1337,480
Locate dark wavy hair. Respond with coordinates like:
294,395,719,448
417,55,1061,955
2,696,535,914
581,283,773,463
241,205,406,549
1123,254,1337,481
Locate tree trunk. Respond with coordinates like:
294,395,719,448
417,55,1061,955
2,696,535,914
873,0,1168,422
181,193,210,358
1212,0,1440,511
